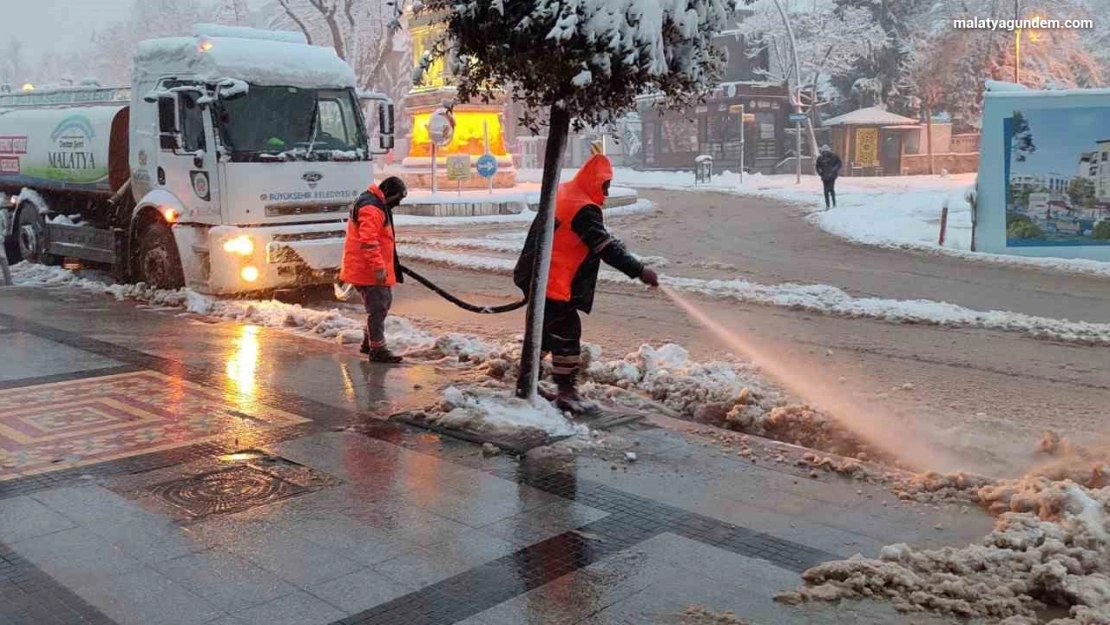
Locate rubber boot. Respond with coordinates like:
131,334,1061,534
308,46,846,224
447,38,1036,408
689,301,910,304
555,386,597,415
368,347,403,364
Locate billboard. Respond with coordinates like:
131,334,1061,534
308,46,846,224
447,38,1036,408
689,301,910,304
975,84,1110,263
1004,106,1110,247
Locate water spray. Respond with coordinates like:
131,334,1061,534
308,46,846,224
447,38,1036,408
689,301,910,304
659,284,965,473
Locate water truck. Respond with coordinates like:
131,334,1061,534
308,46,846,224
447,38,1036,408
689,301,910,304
0,24,394,294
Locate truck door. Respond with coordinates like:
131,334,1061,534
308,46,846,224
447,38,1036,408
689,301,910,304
156,86,220,222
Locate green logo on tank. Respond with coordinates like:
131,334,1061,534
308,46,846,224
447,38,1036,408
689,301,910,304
38,114,106,184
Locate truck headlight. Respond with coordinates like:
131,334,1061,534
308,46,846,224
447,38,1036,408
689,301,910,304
240,266,260,283
223,235,255,256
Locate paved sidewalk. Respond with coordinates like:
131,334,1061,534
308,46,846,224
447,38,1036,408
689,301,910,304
0,284,995,625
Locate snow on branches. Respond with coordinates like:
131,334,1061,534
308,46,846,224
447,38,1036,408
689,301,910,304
734,0,885,99
414,0,731,131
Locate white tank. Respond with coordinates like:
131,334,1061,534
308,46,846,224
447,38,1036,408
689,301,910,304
0,104,127,196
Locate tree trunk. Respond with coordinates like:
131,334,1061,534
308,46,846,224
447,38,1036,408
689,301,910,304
515,105,571,401
926,104,935,175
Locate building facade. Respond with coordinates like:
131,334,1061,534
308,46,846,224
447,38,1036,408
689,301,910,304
633,30,791,174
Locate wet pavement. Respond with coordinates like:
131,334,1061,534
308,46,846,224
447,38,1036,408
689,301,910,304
0,284,996,625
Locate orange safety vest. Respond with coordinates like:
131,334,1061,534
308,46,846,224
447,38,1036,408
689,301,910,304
546,155,614,302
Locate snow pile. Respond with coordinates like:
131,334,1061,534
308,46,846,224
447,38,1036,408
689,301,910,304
779,476,1110,624
586,343,776,418
434,386,584,438
10,262,112,290
668,276,1110,347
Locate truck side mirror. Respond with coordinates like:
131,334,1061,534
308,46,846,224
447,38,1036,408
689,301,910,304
379,135,395,151
379,103,395,136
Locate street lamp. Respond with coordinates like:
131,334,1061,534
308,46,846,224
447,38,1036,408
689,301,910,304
1014,14,1044,84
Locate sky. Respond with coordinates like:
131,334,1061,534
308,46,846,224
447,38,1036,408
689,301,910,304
1010,106,1110,177
0,0,132,59
0,0,267,63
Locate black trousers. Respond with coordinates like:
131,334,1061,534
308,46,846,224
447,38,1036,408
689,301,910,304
356,285,392,348
822,178,837,208
541,299,583,389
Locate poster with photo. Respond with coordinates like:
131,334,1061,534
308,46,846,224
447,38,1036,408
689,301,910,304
1005,107,1110,247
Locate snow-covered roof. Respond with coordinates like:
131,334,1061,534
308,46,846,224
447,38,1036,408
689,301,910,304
822,107,918,127
133,35,356,89
192,24,307,45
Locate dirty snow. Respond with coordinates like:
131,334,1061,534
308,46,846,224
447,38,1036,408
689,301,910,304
779,475,1110,625
435,386,584,438
398,247,1110,346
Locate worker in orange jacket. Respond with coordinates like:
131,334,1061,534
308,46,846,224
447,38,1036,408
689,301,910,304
340,176,407,363
514,153,659,413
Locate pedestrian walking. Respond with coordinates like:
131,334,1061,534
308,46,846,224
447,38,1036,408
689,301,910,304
514,153,660,414
815,145,842,210
340,176,407,363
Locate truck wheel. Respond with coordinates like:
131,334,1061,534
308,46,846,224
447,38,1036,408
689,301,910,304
137,221,185,289
15,204,59,266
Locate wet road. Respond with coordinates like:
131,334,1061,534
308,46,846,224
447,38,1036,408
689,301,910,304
392,188,1110,475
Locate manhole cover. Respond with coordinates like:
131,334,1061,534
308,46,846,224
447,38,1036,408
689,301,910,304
151,464,307,518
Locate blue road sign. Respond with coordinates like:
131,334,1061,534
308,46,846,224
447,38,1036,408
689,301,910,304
788,113,807,123
476,154,498,179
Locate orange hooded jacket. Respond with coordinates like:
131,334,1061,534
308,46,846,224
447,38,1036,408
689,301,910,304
340,185,400,287
546,154,614,302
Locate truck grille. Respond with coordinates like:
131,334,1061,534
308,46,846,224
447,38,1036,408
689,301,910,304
264,203,348,218
271,231,345,242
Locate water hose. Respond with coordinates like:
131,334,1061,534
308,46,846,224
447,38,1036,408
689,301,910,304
334,266,527,314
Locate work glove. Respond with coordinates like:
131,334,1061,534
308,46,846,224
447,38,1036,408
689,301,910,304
639,268,659,288
374,269,388,285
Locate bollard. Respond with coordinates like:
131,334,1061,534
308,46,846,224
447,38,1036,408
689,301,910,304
695,155,713,185
938,203,949,247
0,247,10,286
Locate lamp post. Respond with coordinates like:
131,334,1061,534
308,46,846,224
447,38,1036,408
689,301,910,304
1014,12,1044,85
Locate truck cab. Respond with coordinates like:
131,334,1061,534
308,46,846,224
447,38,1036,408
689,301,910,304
129,25,394,293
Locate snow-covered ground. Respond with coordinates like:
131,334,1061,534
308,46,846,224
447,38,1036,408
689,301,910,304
393,196,654,226
399,238,1110,346
518,167,1110,279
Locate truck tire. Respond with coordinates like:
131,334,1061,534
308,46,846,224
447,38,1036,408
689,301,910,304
15,203,60,266
136,221,185,289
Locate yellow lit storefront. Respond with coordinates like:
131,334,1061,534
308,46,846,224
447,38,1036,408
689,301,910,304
399,16,517,189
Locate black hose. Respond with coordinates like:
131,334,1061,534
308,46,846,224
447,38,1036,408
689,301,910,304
400,265,527,314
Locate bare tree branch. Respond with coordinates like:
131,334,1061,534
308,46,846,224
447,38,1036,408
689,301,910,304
276,0,315,45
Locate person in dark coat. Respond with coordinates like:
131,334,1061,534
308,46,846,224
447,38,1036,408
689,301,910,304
815,145,842,209
514,153,659,413
340,176,407,363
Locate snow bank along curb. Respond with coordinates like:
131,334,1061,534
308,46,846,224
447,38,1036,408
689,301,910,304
778,469,1110,624
398,245,1110,347
517,167,1110,280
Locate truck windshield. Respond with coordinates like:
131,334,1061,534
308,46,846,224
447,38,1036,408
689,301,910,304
216,85,367,162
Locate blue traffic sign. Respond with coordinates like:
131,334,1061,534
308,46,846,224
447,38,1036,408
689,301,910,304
788,113,807,123
476,154,498,179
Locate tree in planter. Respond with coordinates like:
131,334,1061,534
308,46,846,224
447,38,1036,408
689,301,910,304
901,32,964,175
413,0,729,400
